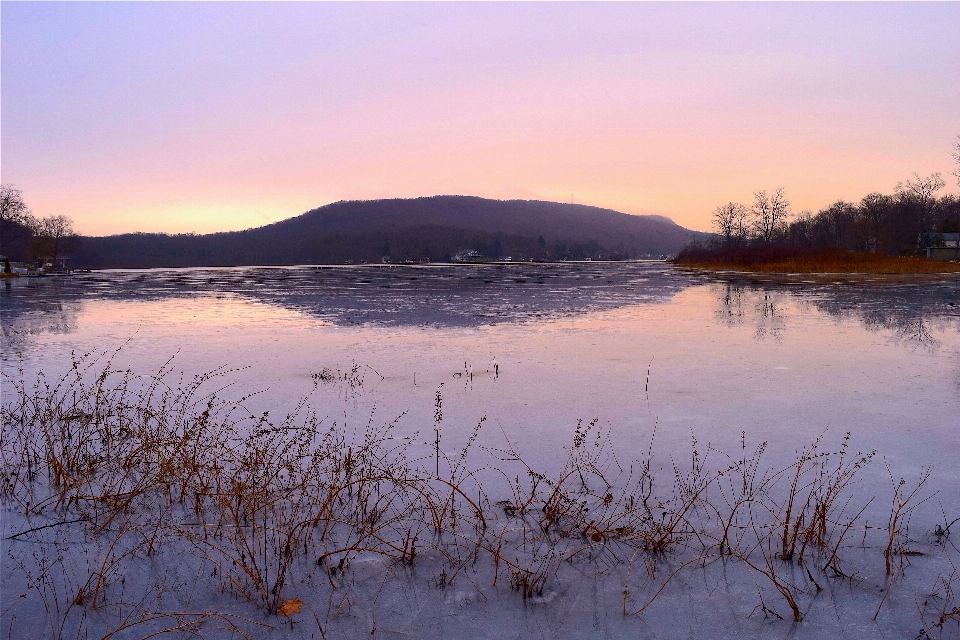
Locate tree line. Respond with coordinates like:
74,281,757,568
712,174,959,254
709,135,960,255
0,184,76,266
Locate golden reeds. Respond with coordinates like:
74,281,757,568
1,353,956,637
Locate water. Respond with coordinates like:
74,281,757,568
3,263,958,480
3,262,960,638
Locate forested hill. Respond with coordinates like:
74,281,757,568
70,196,708,269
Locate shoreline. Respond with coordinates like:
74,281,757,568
671,250,960,283
673,264,960,284
2,258,667,275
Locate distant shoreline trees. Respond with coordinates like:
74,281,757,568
35,214,76,264
751,188,792,243
0,184,76,264
700,135,960,256
708,187,793,246
0,184,35,255
704,171,959,257
712,202,749,246
711,187,793,248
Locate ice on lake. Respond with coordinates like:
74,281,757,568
2,262,960,638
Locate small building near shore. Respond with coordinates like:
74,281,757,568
452,250,486,263
921,233,960,260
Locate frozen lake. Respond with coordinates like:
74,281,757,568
3,261,960,638
3,262,959,484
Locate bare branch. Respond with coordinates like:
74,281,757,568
712,202,748,245
751,188,791,242
952,134,960,187
0,183,38,252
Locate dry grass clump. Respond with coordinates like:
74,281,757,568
0,353,955,637
919,560,960,640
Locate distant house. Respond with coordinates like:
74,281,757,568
921,232,960,260
452,250,485,263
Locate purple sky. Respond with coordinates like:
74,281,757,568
2,2,959,235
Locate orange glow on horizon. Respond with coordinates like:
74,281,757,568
3,3,958,236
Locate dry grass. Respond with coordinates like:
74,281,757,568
674,246,960,275
919,559,960,640
1,353,955,637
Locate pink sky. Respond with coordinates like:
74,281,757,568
2,2,959,236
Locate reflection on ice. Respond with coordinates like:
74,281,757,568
0,299,80,351
5,264,960,350
712,278,960,349
0,262,693,331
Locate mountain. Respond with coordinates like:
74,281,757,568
70,196,708,269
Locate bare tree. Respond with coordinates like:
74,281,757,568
822,200,857,248
33,214,75,264
751,188,791,242
897,172,945,207
896,172,945,237
788,209,813,246
0,184,38,252
712,202,749,245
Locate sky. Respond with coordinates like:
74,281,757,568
2,2,959,236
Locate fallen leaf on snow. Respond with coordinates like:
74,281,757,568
278,598,304,616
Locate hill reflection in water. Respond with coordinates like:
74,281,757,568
1,262,693,332
4,264,960,349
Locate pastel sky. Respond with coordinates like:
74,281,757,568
2,2,959,236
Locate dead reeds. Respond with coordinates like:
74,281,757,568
674,245,960,275
0,353,954,637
